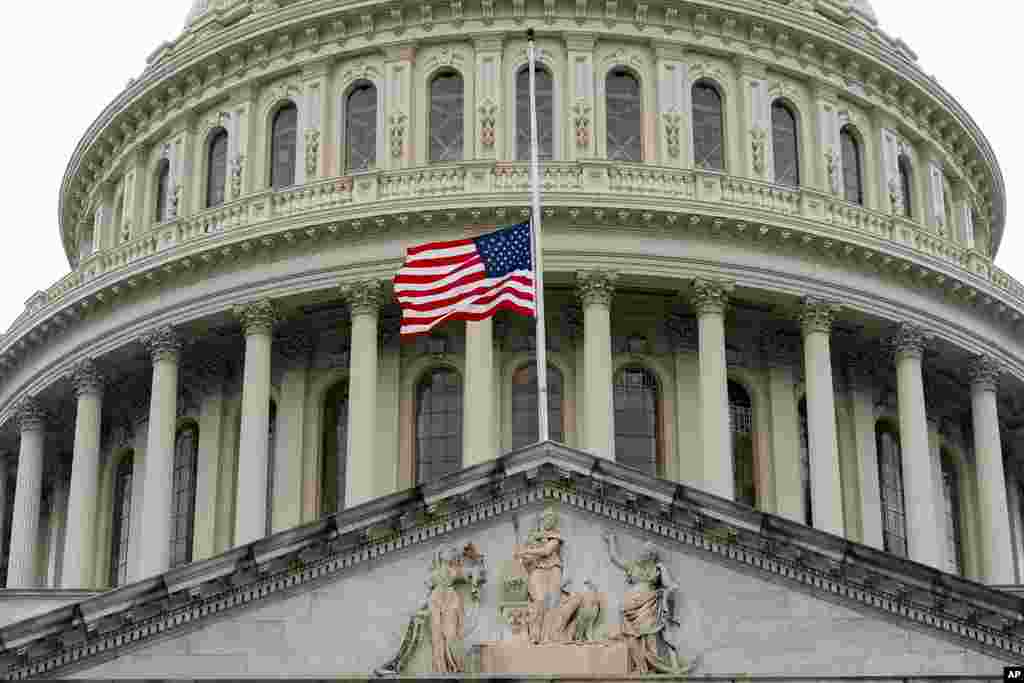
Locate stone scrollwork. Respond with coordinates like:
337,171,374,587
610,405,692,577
478,98,498,148
341,280,384,317
968,354,1002,392
690,278,734,316
71,358,105,398
662,109,682,159
304,129,321,179
390,111,408,159
14,396,46,433
571,99,592,148
797,296,842,336
141,326,183,364
575,270,617,308
889,322,931,360
234,299,278,336
750,127,767,177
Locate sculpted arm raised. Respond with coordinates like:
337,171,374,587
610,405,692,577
602,531,628,571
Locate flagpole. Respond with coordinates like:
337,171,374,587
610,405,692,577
527,28,550,444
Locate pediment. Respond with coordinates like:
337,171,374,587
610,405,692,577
2,441,1022,679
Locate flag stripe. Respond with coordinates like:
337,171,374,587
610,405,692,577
400,276,534,317
397,274,533,307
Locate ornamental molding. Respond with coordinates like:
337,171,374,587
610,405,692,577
70,359,105,399
478,98,498,148
340,280,384,317
968,354,1003,392
570,100,592,148
338,60,381,90
888,322,931,360
140,325,183,363
424,46,467,73
233,299,278,336
797,296,842,336
662,109,682,159
389,111,408,159
304,129,321,179
690,277,734,315
14,395,46,433
575,270,617,308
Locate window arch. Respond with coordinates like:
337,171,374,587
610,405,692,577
876,421,907,557
109,452,134,587
416,367,463,484
606,68,642,162
729,380,755,507
840,125,863,205
771,101,800,187
614,366,660,476
692,80,725,171
206,127,229,208
429,71,465,163
511,363,564,449
898,154,914,219
270,103,298,189
941,452,963,575
154,158,171,223
170,424,199,568
515,65,554,161
345,81,377,172
797,397,812,526
321,381,349,515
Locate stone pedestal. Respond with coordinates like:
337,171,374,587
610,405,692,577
479,640,629,675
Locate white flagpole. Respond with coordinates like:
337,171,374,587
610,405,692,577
527,29,550,443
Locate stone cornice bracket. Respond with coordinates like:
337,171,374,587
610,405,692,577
70,358,105,398
797,296,842,336
968,354,1003,392
575,270,617,308
689,277,734,316
14,396,46,433
233,299,278,337
141,325,183,364
888,322,931,361
341,280,384,318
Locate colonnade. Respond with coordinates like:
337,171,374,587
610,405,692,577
0,276,1018,589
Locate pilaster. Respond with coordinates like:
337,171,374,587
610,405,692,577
812,84,841,196
299,59,330,184
385,44,416,170
473,35,504,161
564,33,596,161
735,57,769,181
691,277,734,500
653,42,686,167
342,281,383,506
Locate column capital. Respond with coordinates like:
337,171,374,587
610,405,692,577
233,299,278,336
575,270,617,308
70,359,105,398
797,297,842,336
14,396,46,433
889,323,931,360
690,278,734,316
341,280,384,317
141,326,182,364
968,354,1003,392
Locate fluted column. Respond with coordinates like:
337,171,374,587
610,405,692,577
7,398,47,588
343,282,381,507
137,327,182,579
692,278,734,500
61,360,105,588
234,300,277,547
576,271,616,459
892,324,942,569
969,355,1015,584
798,298,844,535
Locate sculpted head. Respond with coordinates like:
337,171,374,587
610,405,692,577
640,541,660,562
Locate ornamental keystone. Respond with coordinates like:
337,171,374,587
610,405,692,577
798,297,842,336
889,322,930,360
575,270,617,307
71,358,105,398
690,278,734,315
14,396,46,433
140,326,182,363
967,354,1002,392
341,280,384,317
234,299,278,336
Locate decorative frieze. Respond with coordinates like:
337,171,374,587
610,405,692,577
575,270,616,308
889,322,930,360
968,354,1002,392
14,396,46,433
70,358,105,398
234,299,278,336
341,280,384,317
797,296,842,336
690,278,733,315
141,325,182,363
304,129,321,179
478,98,497,148
389,112,408,158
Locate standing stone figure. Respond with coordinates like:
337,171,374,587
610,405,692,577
513,507,564,641
428,545,485,673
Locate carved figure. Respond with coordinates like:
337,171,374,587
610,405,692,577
750,127,767,177
602,532,695,674
572,578,602,642
427,545,485,673
513,507,563,641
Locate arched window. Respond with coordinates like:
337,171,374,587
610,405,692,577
614,367,659,476
898,154,914,219
876,422,907,558
266,400,277,536
345,82,377,172
941,453,963,575
840,125,863,205
170,424,199,568
606,69,642,162
416,368,463,484
771,101,800,187
798,397,812,526
270,103,298,189
692,81,725,171
154,158,171,223
109,453,134,587
729,380,755,507
516,66,554,161
321,381,349,515
943,174,955,238
511,364,564,449
429,71,464,163
206,128,229,208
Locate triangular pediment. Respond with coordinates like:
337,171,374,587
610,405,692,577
2,442,1022,678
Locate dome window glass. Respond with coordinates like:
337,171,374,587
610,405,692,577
154,159,171,223
516,66,554,161
345,82,377,172
614,366,659,476
692,81,725,171
606,69,642,162
840,125,863,205
206,128,228,208
429,71,464,163
771,101,800,187
416,368,463,483
270,104,298,189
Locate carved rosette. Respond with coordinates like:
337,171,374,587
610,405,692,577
234,299,278,337
71,359,105,399
690,278,734,316
968,354,1002,393
797,297,842,336
342,280,384,317
889,322,930,361
141,326,182,364
15,396,46,433
575,270,616,308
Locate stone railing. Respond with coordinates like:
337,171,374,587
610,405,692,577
8,162,1021,348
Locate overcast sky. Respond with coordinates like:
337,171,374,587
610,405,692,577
0,2,1018,331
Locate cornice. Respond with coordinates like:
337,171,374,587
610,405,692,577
59,1,1005,262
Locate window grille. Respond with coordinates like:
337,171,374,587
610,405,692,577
692,81,725,171
511,364,564,449
898,154,914,219
613,367,658,476
206,128,228,208
429,72,464,163
516,66,554,161
416,368,463,484
345,82,377,172
170,425,199,568
271,104,298,189
606,69,642,162
109,454,134,587
840,126,863,205
876,426,907,558
154,159,171,223
771,102,800,187
729,380,756,507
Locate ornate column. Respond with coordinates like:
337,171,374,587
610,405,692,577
234,300,277,547
137,326,182,579
61,360,105,588
891,324,942,569
797,298,844,535
968,355,1015,584
691,278,734,500
576,271,616,460
7,398,47,588
343,281,382,507
464,318,496,465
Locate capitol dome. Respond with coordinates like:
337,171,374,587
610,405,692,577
0,0,1020,678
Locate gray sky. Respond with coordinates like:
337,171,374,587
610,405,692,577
0,2,1018,331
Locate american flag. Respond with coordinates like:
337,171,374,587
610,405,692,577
394,222,536,337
